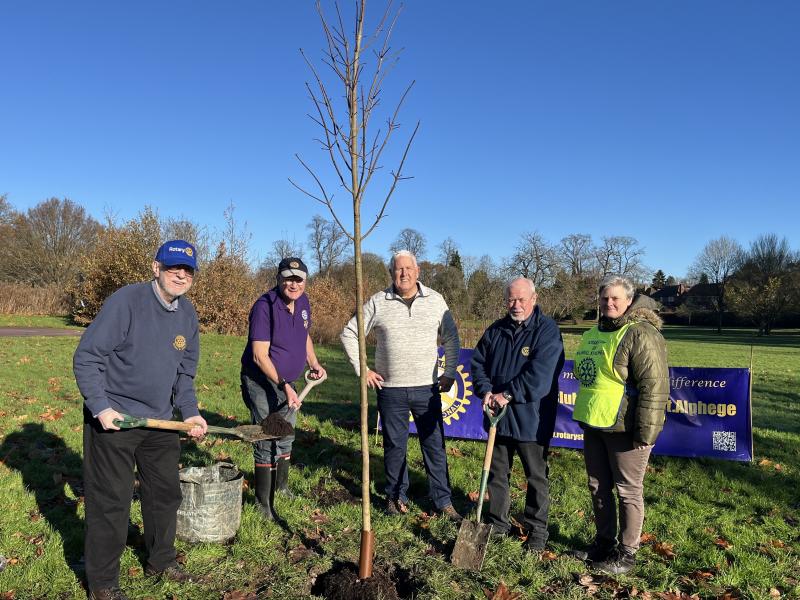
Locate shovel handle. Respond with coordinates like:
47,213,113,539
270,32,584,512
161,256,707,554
296,368,327,404
113,415,198,432
476,404,507,521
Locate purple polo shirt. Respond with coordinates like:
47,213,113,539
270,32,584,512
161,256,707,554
241,288,311,382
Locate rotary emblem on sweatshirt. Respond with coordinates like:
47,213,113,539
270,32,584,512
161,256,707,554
173,335,187,351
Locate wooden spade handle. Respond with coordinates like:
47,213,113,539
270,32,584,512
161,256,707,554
296,369,327,404
139,418,199,432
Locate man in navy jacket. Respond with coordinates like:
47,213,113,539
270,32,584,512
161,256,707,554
470,277,564,551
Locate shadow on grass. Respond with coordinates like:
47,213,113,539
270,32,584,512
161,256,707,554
751,387,800,434
0,423,85,580
684,432,800,513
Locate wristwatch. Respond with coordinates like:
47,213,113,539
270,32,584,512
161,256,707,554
502,390,513,402
277,378,288,390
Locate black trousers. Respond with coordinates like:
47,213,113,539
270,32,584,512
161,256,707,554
83,421,182,590
486,435,550,543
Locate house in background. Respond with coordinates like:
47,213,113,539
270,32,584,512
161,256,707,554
649,283,689,309
682,282,722,310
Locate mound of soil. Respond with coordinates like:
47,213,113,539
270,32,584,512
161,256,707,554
310,478,359,507
312,561,418,600
260,413,294,437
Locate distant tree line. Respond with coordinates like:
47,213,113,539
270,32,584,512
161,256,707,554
1,194,798,336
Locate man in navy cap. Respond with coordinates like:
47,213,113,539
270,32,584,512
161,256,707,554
74,240,208,600
241,257,326,520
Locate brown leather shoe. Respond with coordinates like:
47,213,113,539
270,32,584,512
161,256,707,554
385,498,409,515
145,561,196,583
437,504,463,523
88,588,130,600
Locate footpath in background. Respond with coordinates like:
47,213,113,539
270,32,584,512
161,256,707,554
404,349,753,462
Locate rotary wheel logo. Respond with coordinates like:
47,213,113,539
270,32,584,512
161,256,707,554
173,335,187,351
576,357,597,386
185,247,193,257
438,360,473,426
408,358,474,426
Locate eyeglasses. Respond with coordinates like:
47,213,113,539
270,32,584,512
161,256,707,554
163,265,195,278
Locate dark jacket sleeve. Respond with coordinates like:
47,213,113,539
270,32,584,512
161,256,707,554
625,322,669,444
172,302,200,420
439,309,460,380
73,289,131,417
469,328,494,400
508,318,565,405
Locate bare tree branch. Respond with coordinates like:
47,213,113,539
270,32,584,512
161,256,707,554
362,119,418,239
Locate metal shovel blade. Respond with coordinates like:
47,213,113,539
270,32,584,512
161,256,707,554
206,424,278,442
451,520,492,570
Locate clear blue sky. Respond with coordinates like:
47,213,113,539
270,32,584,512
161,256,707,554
2,1,798,278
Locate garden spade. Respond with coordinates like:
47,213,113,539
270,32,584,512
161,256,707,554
451,403,507,570
114,368,327,443
113,416,281,442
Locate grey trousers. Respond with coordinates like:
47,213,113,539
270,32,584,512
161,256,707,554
241,366,296,466
583,428,653,553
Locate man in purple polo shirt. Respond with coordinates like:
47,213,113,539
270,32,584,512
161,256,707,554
241,257,326,520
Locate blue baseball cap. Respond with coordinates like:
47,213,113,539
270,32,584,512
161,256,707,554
155,240,198,270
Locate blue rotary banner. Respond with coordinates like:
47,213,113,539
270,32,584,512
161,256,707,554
406,350,753,462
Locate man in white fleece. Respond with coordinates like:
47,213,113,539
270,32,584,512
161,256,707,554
341,250,462,521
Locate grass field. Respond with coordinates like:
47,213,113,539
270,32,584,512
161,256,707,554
0,325,798,599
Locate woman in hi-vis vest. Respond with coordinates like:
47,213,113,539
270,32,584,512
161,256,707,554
570,274,669,575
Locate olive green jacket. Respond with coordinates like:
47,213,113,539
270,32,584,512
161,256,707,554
590,294,670,445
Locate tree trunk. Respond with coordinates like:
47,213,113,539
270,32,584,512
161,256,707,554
349,2,373,579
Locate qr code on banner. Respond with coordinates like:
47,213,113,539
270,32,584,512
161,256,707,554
712,431,737,452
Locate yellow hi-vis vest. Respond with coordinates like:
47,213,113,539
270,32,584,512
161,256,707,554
572,323,634,428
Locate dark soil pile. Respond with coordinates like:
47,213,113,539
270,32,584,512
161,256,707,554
310,477,359,507
260,413,294,437
312,561,411,600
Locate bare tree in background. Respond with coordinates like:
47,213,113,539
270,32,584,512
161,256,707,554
593,235,645,281
289,0,418,578
559,233,593,276
0,194,15,226
437,237,459,266
220,202,251,263
3,197,101,286
689,235,743,333
389,227,426,259
307,214,349,277
506,230,558,289
270,236,305,263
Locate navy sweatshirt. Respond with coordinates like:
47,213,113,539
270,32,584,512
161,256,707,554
73,281,201,421
470,306,565,443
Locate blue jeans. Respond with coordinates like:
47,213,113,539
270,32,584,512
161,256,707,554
241,366,296,466
377,385,453,510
